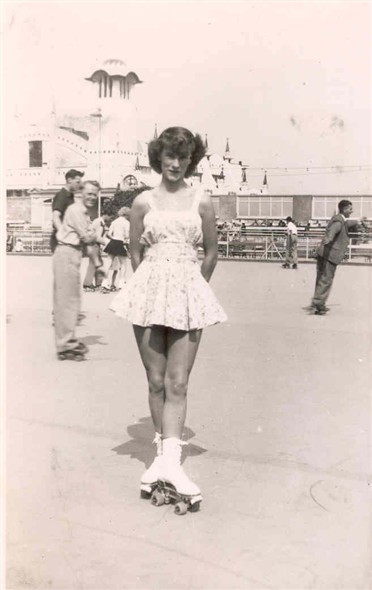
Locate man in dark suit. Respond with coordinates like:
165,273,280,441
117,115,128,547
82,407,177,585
309,199,354,314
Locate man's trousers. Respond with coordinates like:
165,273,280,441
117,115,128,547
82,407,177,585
285,235,298,265
53,245,82,352
312,256,337,309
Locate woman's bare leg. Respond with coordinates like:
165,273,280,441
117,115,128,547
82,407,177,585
114,256,126,287
119,256,130,285
162,329,202,439
133,325,167,433
104,255,115,289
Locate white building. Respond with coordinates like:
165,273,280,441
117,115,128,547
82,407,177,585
195,137,267,197
6,58,160,195
6,58,269,228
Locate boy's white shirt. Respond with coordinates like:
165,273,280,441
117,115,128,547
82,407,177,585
108,217,130,241
287,221,298,235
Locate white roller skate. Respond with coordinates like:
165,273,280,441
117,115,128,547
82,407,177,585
151,437,202,515
140,433,163,499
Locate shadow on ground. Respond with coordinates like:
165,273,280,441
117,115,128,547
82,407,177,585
80,334,108,346
112,416,207,467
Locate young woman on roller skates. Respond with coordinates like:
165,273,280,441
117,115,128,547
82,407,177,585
110,127,227,511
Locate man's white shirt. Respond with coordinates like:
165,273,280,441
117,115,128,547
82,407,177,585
287,221,298,235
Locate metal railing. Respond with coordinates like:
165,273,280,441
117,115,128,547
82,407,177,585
7,233,52,254
6,229,372,263
216,230,372,263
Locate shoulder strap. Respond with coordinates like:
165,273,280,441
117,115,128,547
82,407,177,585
191,185,204,211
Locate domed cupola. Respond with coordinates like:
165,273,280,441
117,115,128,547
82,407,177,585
85,58,142,101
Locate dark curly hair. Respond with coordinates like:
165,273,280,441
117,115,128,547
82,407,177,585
148,127,206,178
338,199,352,213
101,199,117,217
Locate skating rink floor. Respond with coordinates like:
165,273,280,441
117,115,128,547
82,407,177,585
5,256,372,590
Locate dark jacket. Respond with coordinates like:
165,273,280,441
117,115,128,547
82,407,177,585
317,213,350,265
50,187,74,252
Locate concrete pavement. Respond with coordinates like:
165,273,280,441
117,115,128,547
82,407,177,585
5,256,372,589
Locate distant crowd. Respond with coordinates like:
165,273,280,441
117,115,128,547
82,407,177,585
6,192,372,255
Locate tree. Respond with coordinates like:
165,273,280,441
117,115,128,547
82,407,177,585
109,185,151,215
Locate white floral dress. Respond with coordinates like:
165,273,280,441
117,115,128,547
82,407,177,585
109,186,227,331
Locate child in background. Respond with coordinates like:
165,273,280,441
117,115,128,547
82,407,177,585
101,207,131,292
83,201,116,291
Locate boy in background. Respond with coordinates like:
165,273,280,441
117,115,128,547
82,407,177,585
282,216,298,269
83,201,116,291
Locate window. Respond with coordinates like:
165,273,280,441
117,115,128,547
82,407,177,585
313,197,372,220
260,197,271,217
237,197,249,217
271,200,282,218
236,196,293,218
313,199,326,219
325,200,338,218
361,199,372,219
249,199,260,217
29,141,42,168
282,198,293,217
123,175,138,188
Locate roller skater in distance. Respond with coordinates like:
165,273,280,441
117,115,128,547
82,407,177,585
53,181,109,360
282,216,298,270
110,127,227,513
103,206,131,292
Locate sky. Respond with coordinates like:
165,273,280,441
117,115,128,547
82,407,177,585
2,0,372,194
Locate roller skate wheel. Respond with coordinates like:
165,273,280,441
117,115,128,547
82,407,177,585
189,501,201,513
58,351,73,361
76,343,88,354
57,351,85,361
140,489,152,500
151,490,165,506
75,353,85,361
174,501,188,515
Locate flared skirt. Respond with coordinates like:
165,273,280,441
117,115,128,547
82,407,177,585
109,257,227,331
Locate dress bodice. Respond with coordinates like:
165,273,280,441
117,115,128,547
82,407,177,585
110,184,227,330
140,187,203,253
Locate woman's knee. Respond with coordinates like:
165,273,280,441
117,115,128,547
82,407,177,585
165,373,189,398
147,372,165,396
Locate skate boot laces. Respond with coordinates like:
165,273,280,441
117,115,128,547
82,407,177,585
152,432,162,446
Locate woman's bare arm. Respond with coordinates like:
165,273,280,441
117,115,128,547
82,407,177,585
129,192,149,271
199,193,218,282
